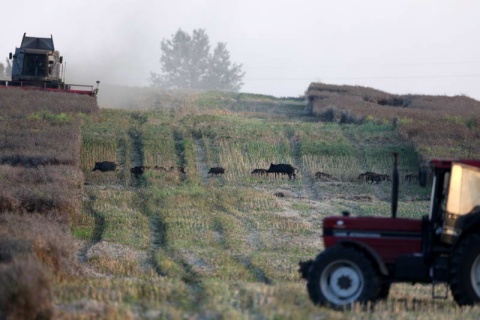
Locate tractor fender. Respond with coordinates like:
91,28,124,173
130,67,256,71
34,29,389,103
337,239,389,276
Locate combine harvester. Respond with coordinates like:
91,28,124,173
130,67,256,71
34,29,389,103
0,33,99,97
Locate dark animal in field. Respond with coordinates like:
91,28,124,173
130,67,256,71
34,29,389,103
357,171,382,184
251,168,268,176
379,174,391,182
267,163,296,179
315,171,332,180
357,171,376,180
357,172,373,182
274,192,285,197
92,161,117,172
130,166,145,178
208,167,225,176
405,174,418,182
368,174,382,184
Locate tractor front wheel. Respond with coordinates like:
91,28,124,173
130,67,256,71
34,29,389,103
450,233,480,306
307,246,380,309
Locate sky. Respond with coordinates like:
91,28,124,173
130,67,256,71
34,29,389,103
2,0,480,100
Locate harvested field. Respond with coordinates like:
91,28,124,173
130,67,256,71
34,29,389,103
1,87,480,318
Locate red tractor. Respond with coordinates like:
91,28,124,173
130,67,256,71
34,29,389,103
299,155,480,309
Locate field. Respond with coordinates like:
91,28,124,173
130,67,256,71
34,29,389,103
1,85,480,319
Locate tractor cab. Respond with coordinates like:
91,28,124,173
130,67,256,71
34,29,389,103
427,159,480,245
440,162,480,244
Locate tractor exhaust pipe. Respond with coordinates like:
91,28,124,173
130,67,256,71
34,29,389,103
391,152,399,218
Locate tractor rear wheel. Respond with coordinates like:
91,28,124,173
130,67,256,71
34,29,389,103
307,246,380,309
450,233,480,305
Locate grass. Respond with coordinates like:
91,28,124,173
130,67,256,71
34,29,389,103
90,189,150,249
2,87,480,318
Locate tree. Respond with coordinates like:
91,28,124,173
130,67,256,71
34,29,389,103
149,29,245,92
5,58,12,78
206,42,244,92
0,58,12,80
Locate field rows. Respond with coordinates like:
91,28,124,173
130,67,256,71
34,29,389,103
3,89,478,318
56,99,465,319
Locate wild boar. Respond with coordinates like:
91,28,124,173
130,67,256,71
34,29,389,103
208,167,225,176
130,166,145,178
267,163,296,179
92,161,117,172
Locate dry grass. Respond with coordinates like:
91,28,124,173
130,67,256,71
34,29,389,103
0,257,53,320
0,213,82,319
0,88,98,319
0,213,81,277
0,87,98,116
0,88,97,219
0,165,83,217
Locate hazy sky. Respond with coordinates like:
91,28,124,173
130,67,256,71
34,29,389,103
2,0,480,100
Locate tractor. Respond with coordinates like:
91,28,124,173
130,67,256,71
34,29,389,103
299,154,480,309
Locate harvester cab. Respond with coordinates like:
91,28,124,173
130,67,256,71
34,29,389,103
2,33,98,97
299,157,480,309
10,33,63,87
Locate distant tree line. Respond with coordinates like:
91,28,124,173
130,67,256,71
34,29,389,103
149,28,245,92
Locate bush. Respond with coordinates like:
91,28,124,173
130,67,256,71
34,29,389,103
319,107,337,122
339,111,363,124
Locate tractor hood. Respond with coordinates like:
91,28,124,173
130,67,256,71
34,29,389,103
323,216,423,264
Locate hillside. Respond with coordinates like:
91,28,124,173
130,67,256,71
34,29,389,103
307,82,480,161
0,86,479,319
